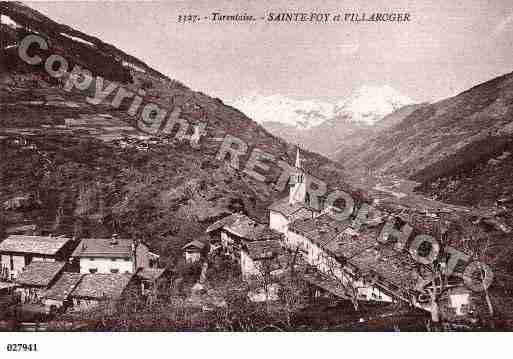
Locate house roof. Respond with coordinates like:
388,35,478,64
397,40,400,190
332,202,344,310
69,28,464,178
16,261,66,287
137,268,166,281
206,213,268,241
289,214,419,291
0,282,18,291
289,214,353,256
301,270,350,300
43,273,84,301
70,274,133,300
244,240,285,260
269,197,315,219
223,214,261,238
205,214,239,233
0,235,71,255
148,251,160,259
252,227,283,242
348,245,418,288
182,239,207,251
289,207,317,222
72,238,134,258
5,224,37,235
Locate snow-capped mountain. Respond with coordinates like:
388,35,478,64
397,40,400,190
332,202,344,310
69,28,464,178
230,94,333,130
230,86,415,158
231,85,413,131
333,85,413,125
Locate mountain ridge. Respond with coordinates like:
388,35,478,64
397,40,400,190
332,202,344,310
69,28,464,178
0,1,355,252
231,85,414,158
338,70,513,177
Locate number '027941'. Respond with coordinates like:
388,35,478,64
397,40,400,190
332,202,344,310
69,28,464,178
6,344,38,352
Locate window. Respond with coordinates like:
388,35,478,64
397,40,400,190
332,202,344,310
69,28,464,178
124,258,130,262
446,307,457,315
10,256,13,271
460,304,470,314
89,268,98,274
111,258,117,262
110,269,119,274
89,258,95,261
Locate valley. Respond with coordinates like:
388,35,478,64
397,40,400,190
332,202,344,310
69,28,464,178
231,85,415,159
1,1,513,332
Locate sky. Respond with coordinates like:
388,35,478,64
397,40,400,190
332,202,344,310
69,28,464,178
26,0,513,104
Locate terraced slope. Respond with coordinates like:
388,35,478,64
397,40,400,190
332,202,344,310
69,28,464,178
0,2,351,257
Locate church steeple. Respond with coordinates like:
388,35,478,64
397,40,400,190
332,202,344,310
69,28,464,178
289,148,307,205
295,148,302,169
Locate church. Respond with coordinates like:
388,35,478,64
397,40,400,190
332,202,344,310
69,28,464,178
267,149,411,304
269,149,320,235
207,149,422,305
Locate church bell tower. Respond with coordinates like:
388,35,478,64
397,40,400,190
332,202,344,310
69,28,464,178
289,148,307,205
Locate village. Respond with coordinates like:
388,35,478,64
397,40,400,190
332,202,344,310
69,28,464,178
0,149,485,330
3,8,513,359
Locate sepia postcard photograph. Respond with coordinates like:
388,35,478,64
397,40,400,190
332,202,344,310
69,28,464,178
0,0,512,356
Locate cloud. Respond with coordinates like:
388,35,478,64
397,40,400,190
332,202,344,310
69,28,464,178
492,13,513,37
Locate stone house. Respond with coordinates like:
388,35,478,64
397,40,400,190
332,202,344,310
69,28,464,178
71,235,158,274
2,194,40,211
15,261,66,304
419,280,478,321
182,239,208,264
444,287,472,318
269,199,316,235
136,267,169,298
0,235,76,280
42,272,84,310
69,273,137,313
283,213,421,304
205,213,267,259
240,239,286,280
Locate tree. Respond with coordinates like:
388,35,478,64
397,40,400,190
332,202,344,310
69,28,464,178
277,253,315,327
323,254,362,311
463,224,495,318
412,221,447,329
410,215,466,330
246,253,283,313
